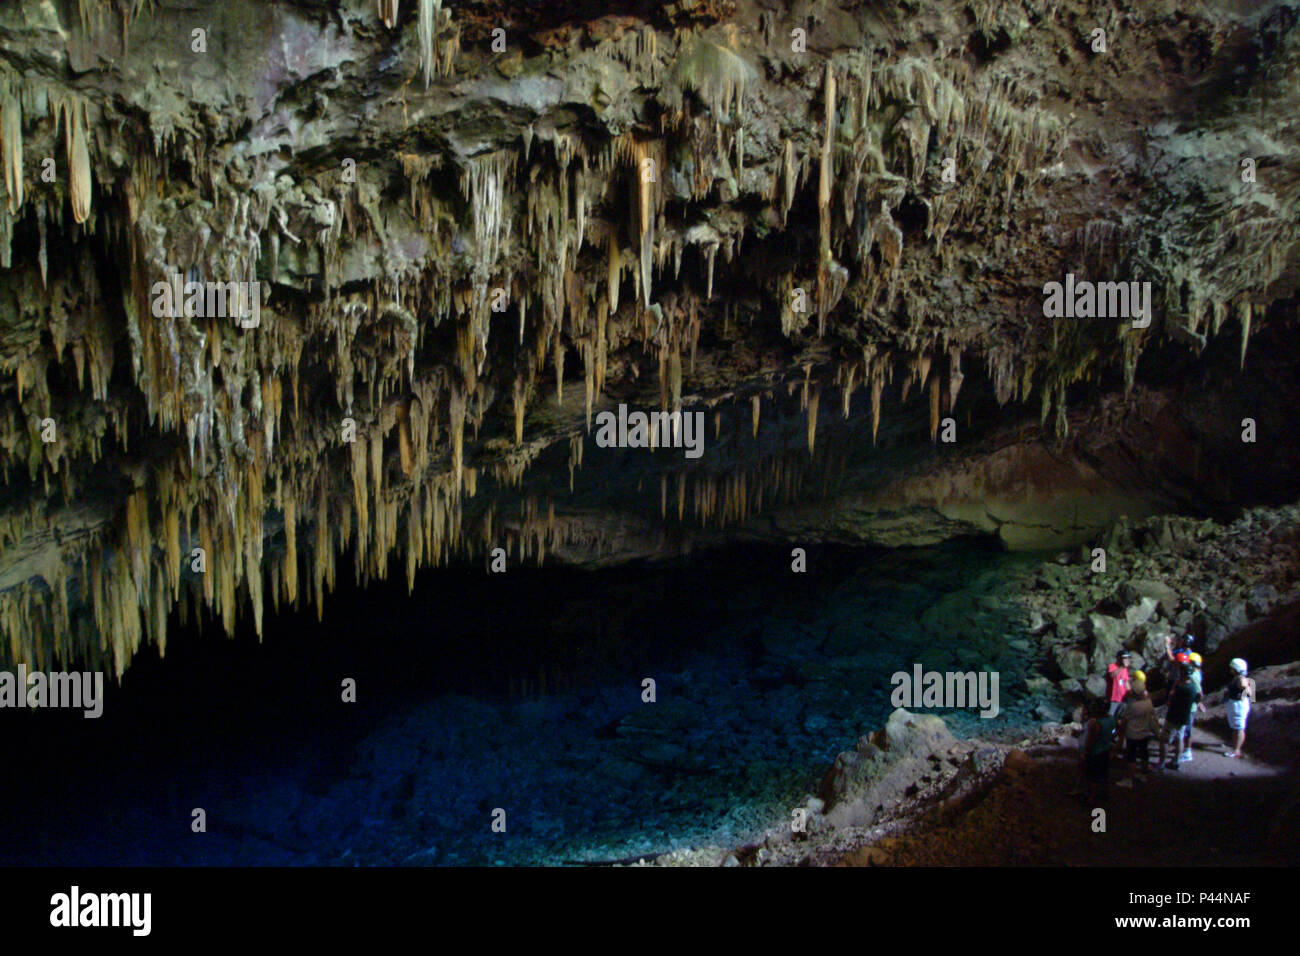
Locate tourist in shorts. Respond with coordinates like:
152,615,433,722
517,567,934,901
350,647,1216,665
1180,651,1206,762
1161,663,1201,771
1224,658,1256,759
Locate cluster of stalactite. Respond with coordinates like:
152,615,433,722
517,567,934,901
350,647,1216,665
0,3,1287,676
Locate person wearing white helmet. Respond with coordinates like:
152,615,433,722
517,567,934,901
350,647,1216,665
1225,658,1255,759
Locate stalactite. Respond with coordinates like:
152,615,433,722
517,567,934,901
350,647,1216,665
66,98,92,225
394,401,412,476
817,63,836,333
283,496,298,605
449,384,466,495
948,346,963,406
554,331,565,403
781,140,797,224
1,88,21,215
595,299,608,394
606,232,621,316
633,140,655,306
568,434,583,491
1240,301,1251,369
460,150,515,373
1122,333,1142,399
929,374,940,441
379,0,399,29
418,0,443,89
751,394,760,438
807,389,820,454
513,378,525,445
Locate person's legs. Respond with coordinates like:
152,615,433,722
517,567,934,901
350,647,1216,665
1119,739,1137,786
1135,737,1151,777
1083,752,1107,801
1092,752,1109,801
1168,726,1184,769
1227,703,1247,757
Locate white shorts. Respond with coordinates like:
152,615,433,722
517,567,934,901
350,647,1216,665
1227,699,1250,732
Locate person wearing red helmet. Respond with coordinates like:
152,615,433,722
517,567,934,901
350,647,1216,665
1106,649,1132,717
1162,632,1195,699
1160,662,1202,771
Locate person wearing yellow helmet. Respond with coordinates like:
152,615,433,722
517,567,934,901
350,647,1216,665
1116,677,1157,787
1179,652,1206,762
1132,669,1146,684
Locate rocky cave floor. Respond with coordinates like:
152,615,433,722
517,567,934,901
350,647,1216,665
655,504,1300,867
690,661,1300,868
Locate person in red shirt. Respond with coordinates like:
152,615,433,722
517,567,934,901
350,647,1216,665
1106,650,1132,717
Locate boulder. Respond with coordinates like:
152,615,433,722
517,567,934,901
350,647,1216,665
818,738,888,809
1026,675,1053,694
1225,602,1251,632
1136,620,1173,663
1003,749,1034,774
1102,517,1134,554
1204,623,1230,653
1056,610,1084,636
1120,579,1180,618
819,709,956,814
1247,584,1278,620
1124,596,1159,629
1054,645,1090,679
1084,674,1108,698
872,708,958,759
1088,613,1132,646
1035,701,1066,722
1087,613,1131,671
1036,564,1066,589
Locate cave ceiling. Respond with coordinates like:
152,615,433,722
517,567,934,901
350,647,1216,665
1,0,1299,675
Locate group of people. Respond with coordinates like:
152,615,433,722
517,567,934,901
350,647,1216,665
1079,634,1257,802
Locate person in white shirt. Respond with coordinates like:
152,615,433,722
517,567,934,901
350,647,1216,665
1224,658,1256,759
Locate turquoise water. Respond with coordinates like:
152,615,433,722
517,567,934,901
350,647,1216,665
2,539,1045,866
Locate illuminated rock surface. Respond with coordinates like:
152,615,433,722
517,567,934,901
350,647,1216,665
1,2,1299,692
